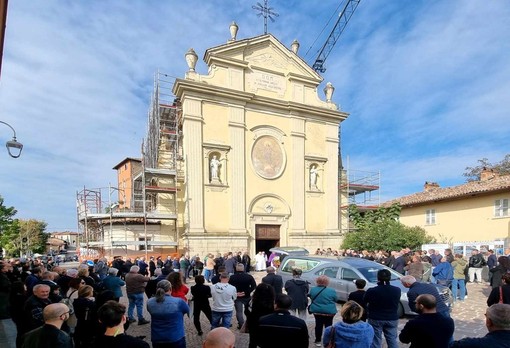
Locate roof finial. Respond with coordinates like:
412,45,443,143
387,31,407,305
229,21,239,42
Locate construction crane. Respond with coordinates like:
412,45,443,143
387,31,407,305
312,0,361,73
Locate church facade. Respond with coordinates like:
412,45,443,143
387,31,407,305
170,25,348,256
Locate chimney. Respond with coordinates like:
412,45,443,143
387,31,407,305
424,181,440,192
480,167,499,181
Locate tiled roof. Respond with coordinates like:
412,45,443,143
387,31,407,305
385,175,510,207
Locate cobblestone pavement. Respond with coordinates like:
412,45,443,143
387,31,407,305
124,273,492,348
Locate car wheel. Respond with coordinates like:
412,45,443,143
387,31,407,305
397,303,404,318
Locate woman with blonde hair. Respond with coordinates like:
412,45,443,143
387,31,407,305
78,267,95,287
308,275,337,346
323,301,374,347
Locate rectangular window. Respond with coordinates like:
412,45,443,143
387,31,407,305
495,199,509,217
426,209,436,225
138,237,152,251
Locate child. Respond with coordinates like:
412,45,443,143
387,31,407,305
347,279,367,321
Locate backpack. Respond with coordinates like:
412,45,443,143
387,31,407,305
61,290,77,328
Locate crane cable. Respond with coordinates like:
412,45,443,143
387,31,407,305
304,0,346,59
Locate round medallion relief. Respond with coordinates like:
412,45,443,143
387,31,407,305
251,135,285,179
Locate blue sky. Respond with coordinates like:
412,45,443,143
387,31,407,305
0,1,509,232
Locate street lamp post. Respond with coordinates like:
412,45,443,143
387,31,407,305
0,120,23,158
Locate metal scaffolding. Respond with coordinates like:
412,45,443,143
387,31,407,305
76,72,181,258
343,169,380,209
339,168,381,234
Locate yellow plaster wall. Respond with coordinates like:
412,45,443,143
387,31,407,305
202,102,231,232
305,121,325,153
245,110,293,224
306,194,326,232
202,103,229,141
400,193,510,242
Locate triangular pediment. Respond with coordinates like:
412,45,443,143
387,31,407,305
204,34,323,84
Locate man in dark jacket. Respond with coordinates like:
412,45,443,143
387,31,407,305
399,294,454,348
257,294,308,348
94,301,149,348
261,266,283,295
137,257,149,276
392,252,406,275
0,261,12,320
22,303,73,348
364,269,401,348
401,275,450,317
190,275,212,335
228,263,256,329
468,249,486,284
224,254,237,275
23,284,53,333
241,252,252,273
25,267,42,296
452,303,510,347
284,268,309,320
111,256,125,276
148,257,156,277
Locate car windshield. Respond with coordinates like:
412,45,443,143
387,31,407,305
357,266,401,283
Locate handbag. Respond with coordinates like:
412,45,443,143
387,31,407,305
499,286,504,304
307,286,327,314
325,326,336,348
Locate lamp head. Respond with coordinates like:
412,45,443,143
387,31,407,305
6,137,23,158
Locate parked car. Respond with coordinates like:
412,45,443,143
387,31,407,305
277,255,453,317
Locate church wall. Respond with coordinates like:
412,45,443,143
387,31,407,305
304,120,328,233
244,109,293,210
202,102,229,141
306,121,326,153
173,33,348,256
202,102,231,232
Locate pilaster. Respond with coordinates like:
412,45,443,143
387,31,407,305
325,123,340,233
182,98,205,233
229,105,247,233
291,117,306,233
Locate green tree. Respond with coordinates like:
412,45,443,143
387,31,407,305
343,202,434,251
342,219,434,251
349,203,401,229
0,195,17,234
0,195,18,255
0,219,48,257
463,154,510,182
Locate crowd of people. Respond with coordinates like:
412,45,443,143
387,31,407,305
0,246,510,347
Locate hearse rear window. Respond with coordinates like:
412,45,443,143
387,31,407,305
281,258,320,273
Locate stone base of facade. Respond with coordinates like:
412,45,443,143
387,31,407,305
182,233,250,257
181,232,344,258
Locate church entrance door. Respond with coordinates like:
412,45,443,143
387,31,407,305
255,224,280,256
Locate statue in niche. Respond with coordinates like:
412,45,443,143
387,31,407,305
210,155,221,183
310,164,319,190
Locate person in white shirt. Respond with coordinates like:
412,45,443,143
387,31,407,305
210,273,237,329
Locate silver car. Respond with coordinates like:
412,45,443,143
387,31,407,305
277,255,453,317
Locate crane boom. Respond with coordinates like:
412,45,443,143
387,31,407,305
312,0,361,73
